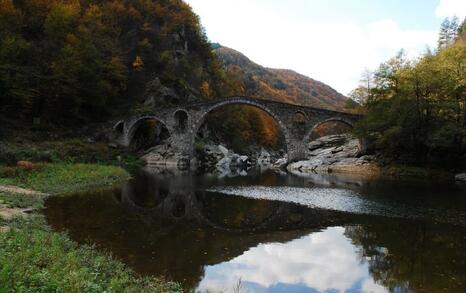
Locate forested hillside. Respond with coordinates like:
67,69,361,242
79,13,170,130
214,46,348,110
354,17,466,168
0,0,239,125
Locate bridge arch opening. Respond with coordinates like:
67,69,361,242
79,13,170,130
114,121,124,134
304,118,359,159
122,170,170,209
293,111,307,126
174,110,188,133
128,118,171,151
307,118,354,141
196,189,282,231
193,101,289,165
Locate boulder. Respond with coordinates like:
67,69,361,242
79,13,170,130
216,156,232,171
272,157,288,169
257,148,272,165
218,145,229,157
289,134,377,176
455,173,466,182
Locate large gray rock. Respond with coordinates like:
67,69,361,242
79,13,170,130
218,145,229,157
216,156,232,171
455,173,466,182
257,148,272,165
289,134,375,175
287,158,328,173
272,156,288,169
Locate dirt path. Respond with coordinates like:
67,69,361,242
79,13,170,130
0,185,48,196
0,205,32,220
0,185,45,233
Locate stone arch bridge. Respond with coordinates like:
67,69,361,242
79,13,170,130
114,97,362,163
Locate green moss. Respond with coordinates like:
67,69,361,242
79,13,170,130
0,163,129,195
0,215,182,293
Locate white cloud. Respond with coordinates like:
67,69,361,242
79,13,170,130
436,0,466,19
197,227,388,293
185,0,438,95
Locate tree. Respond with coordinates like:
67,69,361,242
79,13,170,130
438,17,460,50
349,69,373,105
355,42,466,167
457,17,466,42
0,0,239,125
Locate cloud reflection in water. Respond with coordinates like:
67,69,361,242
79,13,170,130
197,227,387,293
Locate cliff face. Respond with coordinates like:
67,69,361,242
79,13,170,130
214,46,349,110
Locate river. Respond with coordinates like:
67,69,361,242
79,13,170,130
44,169,466,292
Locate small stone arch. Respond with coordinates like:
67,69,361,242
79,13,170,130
173,110,189,133
304,117,355,142
126,116,171,149
191,97,292,154
293,111,307,125
114,120,125,134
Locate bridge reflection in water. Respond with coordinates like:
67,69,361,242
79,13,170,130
44,170,466,293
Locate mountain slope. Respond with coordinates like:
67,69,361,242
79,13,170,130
214,46,348,110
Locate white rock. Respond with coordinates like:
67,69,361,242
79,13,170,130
216,157,231,171
455,173,466,182
218,145,229,156
273,158,288,169
239,156,249,163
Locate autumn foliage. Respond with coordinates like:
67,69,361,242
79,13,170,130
204,105,284,152
0,0,236,124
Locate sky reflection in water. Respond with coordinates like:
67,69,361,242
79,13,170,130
198,227,386,293
44,170,466,293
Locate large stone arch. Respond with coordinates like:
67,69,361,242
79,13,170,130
303,117,355,143
190,97,292,155
125,115,172,148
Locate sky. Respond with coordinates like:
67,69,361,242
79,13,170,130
197,227,387,293
184,0,466,95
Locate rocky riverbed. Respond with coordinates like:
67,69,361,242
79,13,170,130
195,143,287,174
140,134,378,177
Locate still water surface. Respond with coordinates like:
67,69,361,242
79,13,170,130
45,170,466,292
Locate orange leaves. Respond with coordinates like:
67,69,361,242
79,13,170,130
132,56,144,71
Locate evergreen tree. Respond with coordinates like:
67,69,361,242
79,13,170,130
438,17,461,50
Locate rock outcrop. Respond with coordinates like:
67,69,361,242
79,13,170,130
142,138,189,168
197,143,252,173
455,173,466,182
288,134,378,176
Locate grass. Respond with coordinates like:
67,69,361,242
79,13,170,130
0,217,182,293
0,192,43,209
0,163,129,195
0,139,122,165
0,193,182,293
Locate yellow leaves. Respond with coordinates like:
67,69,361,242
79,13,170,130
0,0,19,17
142,22,152,32
200,81,213,99
132,56,144,71
249,107,279,147
44,2,80,38
109,56,127,83
65,33,77,44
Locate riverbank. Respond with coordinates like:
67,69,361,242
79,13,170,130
0,163,129,195
0,193,181,292
0,163,182,292
287,134,457,181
